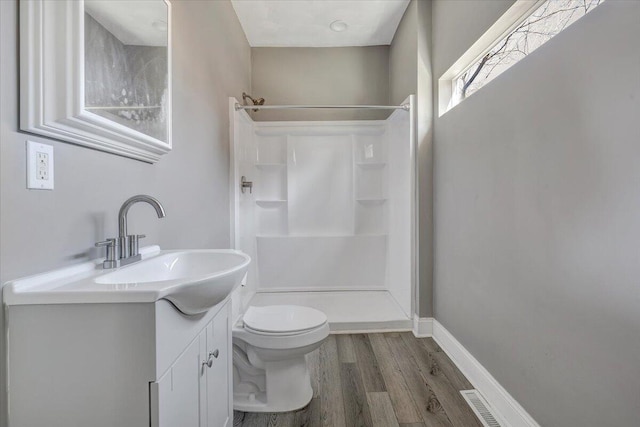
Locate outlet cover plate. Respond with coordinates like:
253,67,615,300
27,140,54,190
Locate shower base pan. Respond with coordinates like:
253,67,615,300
248,290,412,333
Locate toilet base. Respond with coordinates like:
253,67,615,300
233,356,313,412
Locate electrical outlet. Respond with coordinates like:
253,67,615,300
37,152,49,180
27,141,54,190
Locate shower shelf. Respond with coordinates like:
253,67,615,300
355,162,386,169
255,199,287,205
356,198,387,204
255,163,286,168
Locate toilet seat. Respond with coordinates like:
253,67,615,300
243,324,324,336
242,305,327,335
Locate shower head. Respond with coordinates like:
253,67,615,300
242,92,265,111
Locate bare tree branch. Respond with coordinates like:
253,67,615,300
454,0,605,101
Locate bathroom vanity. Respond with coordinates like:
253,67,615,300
4,247,250,427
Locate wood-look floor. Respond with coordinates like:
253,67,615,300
233,332,483,427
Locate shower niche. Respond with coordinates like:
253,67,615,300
253,135,288,235
354,134,388,235
231,98,414,323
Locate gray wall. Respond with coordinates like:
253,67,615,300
390,0,433,317
0,0,251,425
389,1,417,106
251,46,389,121
433,1,640,426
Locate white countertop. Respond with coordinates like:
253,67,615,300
3,246,250,310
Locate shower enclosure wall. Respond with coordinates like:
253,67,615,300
230,97,415,331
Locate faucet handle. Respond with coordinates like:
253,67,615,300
95,238,116,248
128,234,146,257
95,238,119,269
241,176,253,194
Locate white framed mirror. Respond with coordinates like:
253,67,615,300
20,0,172,163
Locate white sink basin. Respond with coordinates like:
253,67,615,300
3,247,251,315
95,250,250,314
95,251,246,284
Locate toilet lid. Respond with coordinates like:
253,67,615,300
243,305,327,334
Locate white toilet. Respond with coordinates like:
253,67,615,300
232,305,330,412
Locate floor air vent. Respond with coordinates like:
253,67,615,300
460,390,502,427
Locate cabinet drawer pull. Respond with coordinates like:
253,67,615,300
202,356,213,368
202,350,220,369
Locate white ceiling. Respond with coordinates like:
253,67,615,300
230,0,410,47
85,0,168,47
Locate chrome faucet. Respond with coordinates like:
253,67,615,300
95,195,166,269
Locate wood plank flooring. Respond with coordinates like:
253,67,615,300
233,333,483,427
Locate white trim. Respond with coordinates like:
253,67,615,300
432,320,541,427
20,0,172,163
438,0,544,116
408,95,418,323
439,0,544,82
412,316,433,338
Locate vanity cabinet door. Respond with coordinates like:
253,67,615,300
205,302,232,427
151,333,206,427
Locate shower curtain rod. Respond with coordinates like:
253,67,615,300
234,103,410,111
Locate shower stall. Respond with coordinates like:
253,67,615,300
229,96,416,332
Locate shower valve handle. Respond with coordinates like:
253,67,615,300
241,176,253,194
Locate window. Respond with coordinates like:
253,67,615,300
440,0,606,115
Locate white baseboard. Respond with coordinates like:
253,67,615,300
329,318,413,334
412,315,433,337
432,320,540,427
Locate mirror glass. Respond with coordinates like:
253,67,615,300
84,0,169,142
